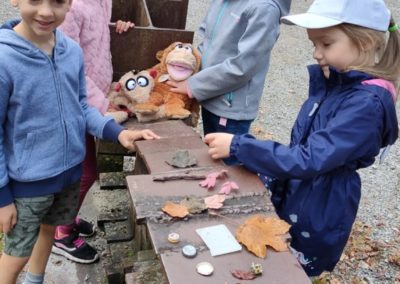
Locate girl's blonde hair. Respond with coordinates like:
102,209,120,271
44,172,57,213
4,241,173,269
339,17,400,91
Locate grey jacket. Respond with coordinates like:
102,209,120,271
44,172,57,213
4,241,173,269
188,0,291,120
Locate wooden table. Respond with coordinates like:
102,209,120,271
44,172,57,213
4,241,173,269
123,119,310,283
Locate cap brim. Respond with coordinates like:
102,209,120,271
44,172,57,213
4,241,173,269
281,13,343,29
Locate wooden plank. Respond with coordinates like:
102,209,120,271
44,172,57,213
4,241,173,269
124,119,200,138
147,217,310,284
138,148,223,174
126,166,269,223
135,135,206,156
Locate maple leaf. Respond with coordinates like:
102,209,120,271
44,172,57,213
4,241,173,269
236,215,291,258
162,201,189,218
199,170,228,190
218,181,239,195
204,194,226,209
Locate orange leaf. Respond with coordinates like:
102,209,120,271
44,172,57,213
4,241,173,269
162,201,189,218
236,215,291,258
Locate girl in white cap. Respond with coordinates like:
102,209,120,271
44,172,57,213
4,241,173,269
204,0,400,276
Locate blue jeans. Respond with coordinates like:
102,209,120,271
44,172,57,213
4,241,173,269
201,107,253,165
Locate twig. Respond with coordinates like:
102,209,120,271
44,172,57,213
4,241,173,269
208,210,241,227
152,173,206,182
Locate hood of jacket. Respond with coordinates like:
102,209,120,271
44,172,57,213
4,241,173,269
272,0,291,18
308,64,398,148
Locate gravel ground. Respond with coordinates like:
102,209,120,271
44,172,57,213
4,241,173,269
1,0,399,283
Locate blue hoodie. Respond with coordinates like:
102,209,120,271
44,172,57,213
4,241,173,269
229,65,398,275
0,20,123,207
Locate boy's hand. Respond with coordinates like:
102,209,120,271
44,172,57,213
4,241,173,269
0,203,17,234
118,129,160,151
115,20,134,34
204,133,233,159
166,80,189,95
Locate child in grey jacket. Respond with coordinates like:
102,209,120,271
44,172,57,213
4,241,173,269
169,0,291,164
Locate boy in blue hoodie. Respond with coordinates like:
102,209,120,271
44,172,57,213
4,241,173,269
0,1,159,283
168,0,291,164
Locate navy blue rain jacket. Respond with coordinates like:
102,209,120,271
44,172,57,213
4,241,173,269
229,65,398,276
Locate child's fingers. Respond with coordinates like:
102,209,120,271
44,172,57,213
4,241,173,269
203,134,215,145
143,131,160,140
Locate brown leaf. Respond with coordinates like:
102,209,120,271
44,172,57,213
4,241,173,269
231,269,256,280
236,215,291,258
162,201,189,218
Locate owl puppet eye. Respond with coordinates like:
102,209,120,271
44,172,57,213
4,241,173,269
125,79,136,91
137,76,149,87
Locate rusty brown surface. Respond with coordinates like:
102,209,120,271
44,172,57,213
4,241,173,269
146,0,189,29
110,0,193,80
111,27,194,80
147,217,310,284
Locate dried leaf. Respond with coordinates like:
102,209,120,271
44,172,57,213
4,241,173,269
180,196,207,214
162,201,189,218
231,269,256,280
236,215,291,258
204,194,226,209
218,181,239,195
166,149,197,168
199,170,228,189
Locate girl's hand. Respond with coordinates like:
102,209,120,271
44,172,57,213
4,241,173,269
166,80,189,95
0,203,17,234
204,133,233,159
115,20,134,34
118,129,160,151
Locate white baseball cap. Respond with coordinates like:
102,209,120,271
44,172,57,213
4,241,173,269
281,0,390,32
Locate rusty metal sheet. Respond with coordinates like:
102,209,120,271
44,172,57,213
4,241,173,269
141,148,224,174
111,27,194,80
111,0,150,26
146,0,189,29
146,217,310,284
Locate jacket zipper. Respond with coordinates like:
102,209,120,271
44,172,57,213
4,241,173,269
45,51,67,169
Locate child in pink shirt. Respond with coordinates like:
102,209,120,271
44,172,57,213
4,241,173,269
53,0,134,264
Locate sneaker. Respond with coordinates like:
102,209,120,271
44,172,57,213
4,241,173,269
52,232,99,264
75,218,96,237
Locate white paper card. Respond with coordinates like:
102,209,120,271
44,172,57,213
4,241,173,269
196,224,242,256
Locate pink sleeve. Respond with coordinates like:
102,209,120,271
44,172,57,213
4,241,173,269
59,7,83,44
85,76,110,114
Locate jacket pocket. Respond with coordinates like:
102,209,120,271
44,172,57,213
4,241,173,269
18,125,64,179
65,117,85,165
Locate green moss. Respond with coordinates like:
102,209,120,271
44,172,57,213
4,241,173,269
0,233,4,254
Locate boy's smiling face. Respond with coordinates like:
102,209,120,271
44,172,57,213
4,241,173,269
11,0,72,42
